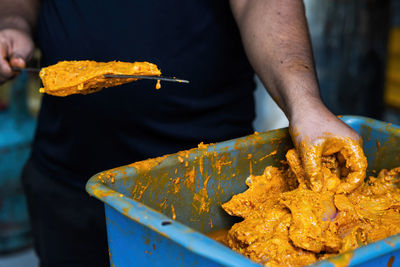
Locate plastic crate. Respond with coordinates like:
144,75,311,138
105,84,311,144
86,116,400,267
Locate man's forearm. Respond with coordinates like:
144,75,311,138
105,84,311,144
230,0,322,121
0,0,40,34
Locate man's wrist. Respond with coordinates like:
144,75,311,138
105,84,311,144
0,16,31,35
287,94,328,123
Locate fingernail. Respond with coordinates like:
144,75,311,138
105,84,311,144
11,57,26,68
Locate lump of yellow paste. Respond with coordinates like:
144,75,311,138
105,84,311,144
222,147,400,266
39,60,161,97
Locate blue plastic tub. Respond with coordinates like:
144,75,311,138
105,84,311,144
86,116,400,266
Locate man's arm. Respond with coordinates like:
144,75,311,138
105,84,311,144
0,0,40,83
230,0,319,121
230,0,365,193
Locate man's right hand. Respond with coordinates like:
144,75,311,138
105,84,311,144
0,28,34,83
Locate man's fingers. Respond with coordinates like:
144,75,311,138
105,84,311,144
9,34,34,64
0,32,13,75
0,29,34,84
0,55,13,83
336,140,367,193
316,137,366,194
0,63,13,81
300,141,324,192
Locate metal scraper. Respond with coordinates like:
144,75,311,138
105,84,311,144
12,67,189,84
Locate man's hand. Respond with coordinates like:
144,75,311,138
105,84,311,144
290,100,367,193
0,0,40,83
0,28,34,83
230,0,367,193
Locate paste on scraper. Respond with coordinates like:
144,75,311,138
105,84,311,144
39,60,161,97
220,140,400,267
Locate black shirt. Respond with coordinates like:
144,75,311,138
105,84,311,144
32,0,256,188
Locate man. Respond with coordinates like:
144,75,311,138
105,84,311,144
0,0,361,266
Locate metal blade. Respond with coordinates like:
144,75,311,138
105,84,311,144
103,74,189,84
11,67,189,84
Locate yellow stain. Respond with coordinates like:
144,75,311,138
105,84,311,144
385,27,400,108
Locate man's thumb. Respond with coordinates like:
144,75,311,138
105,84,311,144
10,56,26,68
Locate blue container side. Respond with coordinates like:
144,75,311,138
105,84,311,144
91,182,257,266
89,126,292,234
87,116,400,267
105,206,258,267
312,234,400,266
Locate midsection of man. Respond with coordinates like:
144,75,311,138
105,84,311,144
33,0,256,187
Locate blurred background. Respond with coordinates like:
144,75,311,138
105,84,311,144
0,0,399,266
